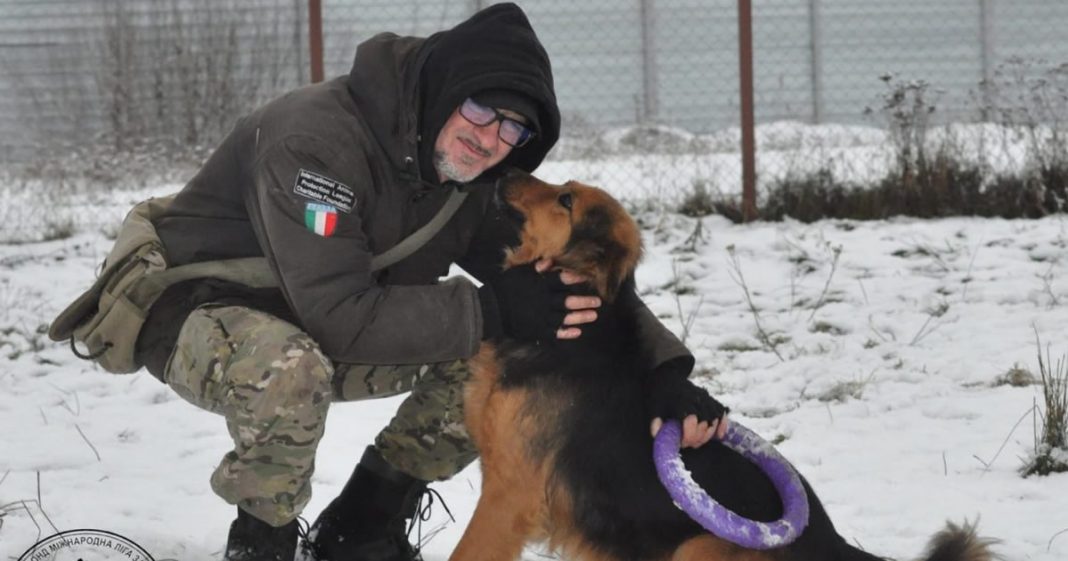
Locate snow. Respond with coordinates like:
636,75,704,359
1,121,1067,561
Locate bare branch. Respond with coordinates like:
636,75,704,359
726,245,785,362
808,244,842,323
74,423,102,462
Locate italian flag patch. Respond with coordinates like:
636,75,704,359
304,203,338,237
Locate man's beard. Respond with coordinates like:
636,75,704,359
434,150,481,183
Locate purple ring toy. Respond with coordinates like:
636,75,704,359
653,420,809,549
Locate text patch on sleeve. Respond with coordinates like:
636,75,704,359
293,169,356,213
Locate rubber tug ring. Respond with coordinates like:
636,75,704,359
653,420,810,549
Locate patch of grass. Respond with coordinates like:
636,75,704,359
1021,332,1068,477
891,246,936,259
679,180,718,218
816,371,876,403
817,380,866,402
41,217,76,242
767,332,792,347
992,364,1037,387
810,321,849,335
718,339,762,353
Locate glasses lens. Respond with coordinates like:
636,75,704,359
460,98,497,126
499,119,533,147
459,98,535,147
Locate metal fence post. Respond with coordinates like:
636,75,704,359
738,0,757,221
640,0,658,123
294,0,306,84
309,0,324,83
979,0,995,120
808,0,824,124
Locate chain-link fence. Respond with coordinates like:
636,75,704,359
2,0,1068,212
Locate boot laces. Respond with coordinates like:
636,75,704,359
405,487,455,555
291,490,452,561
295,516,321,561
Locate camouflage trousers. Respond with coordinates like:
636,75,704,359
164,304,478,527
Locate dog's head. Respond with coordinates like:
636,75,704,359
497,171,642,302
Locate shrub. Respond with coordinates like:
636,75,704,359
678,180,718,217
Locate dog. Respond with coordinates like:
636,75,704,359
450,171,998,561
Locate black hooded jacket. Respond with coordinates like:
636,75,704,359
137,3,690,378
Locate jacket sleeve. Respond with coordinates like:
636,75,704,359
626,293,695,375
247,134,483,365
455,192,514,286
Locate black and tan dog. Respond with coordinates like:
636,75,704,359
451,172,997,561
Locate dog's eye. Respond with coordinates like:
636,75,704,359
558,193,573,210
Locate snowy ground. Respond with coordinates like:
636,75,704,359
2,122,1068,560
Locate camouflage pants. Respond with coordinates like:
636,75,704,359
164,304,478,527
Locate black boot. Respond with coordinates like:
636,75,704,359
302,446,428,561
224,506,299,561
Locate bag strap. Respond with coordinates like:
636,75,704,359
126,256,280,308
131,186,470,303
369,187,469,271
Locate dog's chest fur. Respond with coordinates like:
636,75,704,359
481,300,706,561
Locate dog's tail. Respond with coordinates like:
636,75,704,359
917,521,1000,561
838,520,999,561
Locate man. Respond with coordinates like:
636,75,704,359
134,4,727,561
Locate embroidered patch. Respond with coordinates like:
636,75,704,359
293,169,356,213
305,203,338,237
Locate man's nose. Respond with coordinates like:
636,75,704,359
472,122,500,150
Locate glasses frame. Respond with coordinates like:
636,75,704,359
458,98,536,148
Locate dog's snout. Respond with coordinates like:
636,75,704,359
493,174,527,228
502,167,528,180
494,168,532,207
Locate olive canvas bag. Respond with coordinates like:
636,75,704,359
48,187,468,374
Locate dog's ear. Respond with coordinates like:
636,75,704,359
556,205,640,302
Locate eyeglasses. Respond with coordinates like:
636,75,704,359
458,98,536,148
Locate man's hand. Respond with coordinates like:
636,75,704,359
479,259,601,342
650,414,729,448
646,362,730,449
534,259,601,339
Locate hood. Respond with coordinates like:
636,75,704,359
345,32,429,180
346,3,560,185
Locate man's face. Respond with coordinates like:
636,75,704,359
433,105,525,183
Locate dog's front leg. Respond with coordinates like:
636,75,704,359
449,467,543,561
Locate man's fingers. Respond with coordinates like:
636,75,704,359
565,294,601,311
690,420,710,448
534,259,592,286
682,415,700,447
556,327,581,339
651,416,726,447
680,416,734,448
562,310,598,326
703,422,717,444
715,416,730,439
558,269,589,285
